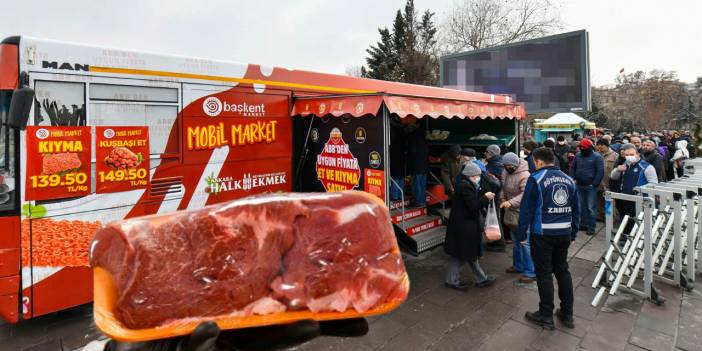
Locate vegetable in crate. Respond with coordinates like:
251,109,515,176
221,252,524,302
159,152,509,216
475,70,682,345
90,191,408,330
105,147,143,169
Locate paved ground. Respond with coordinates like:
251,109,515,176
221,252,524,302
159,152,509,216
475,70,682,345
2,222,701,351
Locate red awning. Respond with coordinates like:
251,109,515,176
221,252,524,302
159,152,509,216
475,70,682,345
292,94,525,120
292,95,383,117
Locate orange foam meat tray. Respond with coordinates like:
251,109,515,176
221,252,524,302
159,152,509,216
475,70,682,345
93,259,409,342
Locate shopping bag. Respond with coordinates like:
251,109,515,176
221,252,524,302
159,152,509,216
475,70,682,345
484,199,502,242
503,206,520,230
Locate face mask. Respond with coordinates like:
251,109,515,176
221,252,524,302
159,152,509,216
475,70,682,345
625,156,637,165
470,176,481,184
623,139,629,144
557,141,566,145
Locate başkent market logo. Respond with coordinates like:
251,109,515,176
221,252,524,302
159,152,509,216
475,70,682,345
202,96,266,117
316,128,360,192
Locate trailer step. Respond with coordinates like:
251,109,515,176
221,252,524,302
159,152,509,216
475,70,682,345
413,226,447,253
404,215,442,236
391,207,427,223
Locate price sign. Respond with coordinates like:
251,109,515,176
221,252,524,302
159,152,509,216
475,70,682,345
363,168,385,202
95,126,150,193
25,126,92,200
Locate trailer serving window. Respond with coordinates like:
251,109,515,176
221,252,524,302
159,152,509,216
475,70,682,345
88,84,179,156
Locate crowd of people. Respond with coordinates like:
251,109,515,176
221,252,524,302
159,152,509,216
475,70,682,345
439,129,696,330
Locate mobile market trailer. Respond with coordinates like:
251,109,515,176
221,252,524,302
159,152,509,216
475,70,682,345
0,36,524,323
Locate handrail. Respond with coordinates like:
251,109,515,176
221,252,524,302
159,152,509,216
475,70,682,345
390,178,406,230
428,171,447,219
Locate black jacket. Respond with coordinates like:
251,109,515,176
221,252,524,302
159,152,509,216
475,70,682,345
406,127,428,174
444,175,496,262
643,150,666,182
390,128,406,178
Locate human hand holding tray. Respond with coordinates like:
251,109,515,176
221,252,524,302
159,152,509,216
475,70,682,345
90,191,409,342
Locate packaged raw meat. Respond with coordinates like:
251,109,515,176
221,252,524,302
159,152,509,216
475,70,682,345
90,191,408,342
484,200,502,242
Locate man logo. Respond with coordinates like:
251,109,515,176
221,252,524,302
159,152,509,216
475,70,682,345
552,184,569,206
203,96,223,117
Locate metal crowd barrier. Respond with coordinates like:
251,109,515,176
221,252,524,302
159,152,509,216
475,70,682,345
592,172,702,307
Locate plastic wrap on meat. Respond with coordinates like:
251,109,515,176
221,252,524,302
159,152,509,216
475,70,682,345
90,191,407,329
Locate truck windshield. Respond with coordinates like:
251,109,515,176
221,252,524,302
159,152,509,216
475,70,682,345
0,91,16,211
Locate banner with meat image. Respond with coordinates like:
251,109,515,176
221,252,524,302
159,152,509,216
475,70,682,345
95,126,150,194
25,126,91,200
315,128,361,192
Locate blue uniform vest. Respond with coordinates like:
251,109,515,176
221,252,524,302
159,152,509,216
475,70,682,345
530,167,578,236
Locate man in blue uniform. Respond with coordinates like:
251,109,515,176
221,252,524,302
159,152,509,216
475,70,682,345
514,147,580,330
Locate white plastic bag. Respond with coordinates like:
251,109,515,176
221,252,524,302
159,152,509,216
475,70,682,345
484,199,502,242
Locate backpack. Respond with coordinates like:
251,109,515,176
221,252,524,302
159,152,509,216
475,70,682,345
658,145,668,159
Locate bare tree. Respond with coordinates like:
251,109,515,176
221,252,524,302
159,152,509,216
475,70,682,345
594,70,689,132
441,0,563,54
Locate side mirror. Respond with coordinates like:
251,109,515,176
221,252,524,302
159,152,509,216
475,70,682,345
8,88,34,130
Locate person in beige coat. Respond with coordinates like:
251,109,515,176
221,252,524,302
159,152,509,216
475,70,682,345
499,152,535,283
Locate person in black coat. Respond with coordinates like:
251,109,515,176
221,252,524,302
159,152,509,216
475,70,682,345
444,162,497,290
389,126,406,201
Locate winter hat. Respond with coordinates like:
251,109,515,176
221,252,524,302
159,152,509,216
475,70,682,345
462,162,482,177
461,148,477,157
579,138,593,149
502,152,520,166
486,144,501,158
449,144,461,158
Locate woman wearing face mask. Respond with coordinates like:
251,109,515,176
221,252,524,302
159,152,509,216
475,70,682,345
499,153,536,283
444,162,497,290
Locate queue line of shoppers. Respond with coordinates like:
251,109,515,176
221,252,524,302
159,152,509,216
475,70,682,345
441,128,695,331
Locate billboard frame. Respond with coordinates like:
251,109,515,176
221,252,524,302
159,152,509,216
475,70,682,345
440,29,591,114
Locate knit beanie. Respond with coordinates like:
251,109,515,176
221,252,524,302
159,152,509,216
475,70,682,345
486,144,501,158
461,162,482,177
502,152,520,166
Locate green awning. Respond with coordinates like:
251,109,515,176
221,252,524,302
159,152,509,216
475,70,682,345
538,128,577,132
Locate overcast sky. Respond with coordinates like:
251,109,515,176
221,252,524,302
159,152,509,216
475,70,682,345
1,0,699,86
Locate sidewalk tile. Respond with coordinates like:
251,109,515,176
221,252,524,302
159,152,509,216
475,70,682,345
628,326,675,351
477,319,540,351
386,297,445,327
530,329,580,351
676,296,702,351
357,316,405,349
376,323,439,351
573,286,600,320
20,339,61,351
428,335,465,351
580,309,636,351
